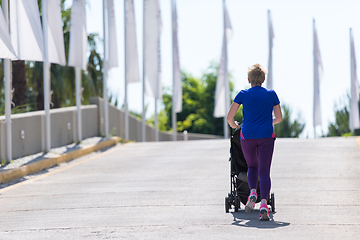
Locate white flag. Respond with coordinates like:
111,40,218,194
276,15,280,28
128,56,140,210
10,0,44,61
313,19,323,127
0,5,16,59
125,0,140,84
144,0,162,99
172,0,181,113
213,4,232,118
267,10,274,90
350,28,360,131
106,0,118,69
46,0,66,65
68,0,87,70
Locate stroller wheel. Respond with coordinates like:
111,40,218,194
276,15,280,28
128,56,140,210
234,196,240,212
270,193,275,212
225,197,230,213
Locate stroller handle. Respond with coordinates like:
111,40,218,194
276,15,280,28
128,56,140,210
229,122,241,136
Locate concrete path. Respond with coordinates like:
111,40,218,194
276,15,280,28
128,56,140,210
0,137,359,239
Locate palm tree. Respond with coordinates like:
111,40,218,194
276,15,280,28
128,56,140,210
12,60,27,110
87,33,103,98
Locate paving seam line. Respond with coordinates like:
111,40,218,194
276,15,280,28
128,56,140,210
0,137,120,184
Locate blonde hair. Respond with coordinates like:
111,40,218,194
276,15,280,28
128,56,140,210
247,64,267,85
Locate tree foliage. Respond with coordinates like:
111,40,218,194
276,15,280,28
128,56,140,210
160,63,241,136
326,96,354,137
159,63,304,137
274,104,305,138
0,0,104,115
327,106,350,136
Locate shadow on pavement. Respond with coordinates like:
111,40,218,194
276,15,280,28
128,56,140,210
230,210,290,229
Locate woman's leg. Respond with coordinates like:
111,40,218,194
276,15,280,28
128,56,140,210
240,139,259,191
257,138,275,201
241,139,260,212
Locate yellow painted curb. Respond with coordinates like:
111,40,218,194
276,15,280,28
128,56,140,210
0,137,119,184
356,136,360,155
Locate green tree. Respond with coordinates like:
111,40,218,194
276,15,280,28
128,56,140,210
12,60,27,111
274,104,305,138
160,63,304,137
24,1,103,111
327,107,350,136
326,96,352,137
160,63,241,136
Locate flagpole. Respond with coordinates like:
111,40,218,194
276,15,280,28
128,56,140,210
223,0,229,139
313,18,319,139
42,0,52,152
267,10,273,90
3,0,11,162
313,19,316,138
350,28,353,131
103,0,109,139
171,0,176,141
142,0,146,142
124,0,129,141
155,98,158,141
155,6,160,143
350,28,360,131
75,67,82,142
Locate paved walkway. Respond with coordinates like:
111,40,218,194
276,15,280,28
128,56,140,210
0,137,359,239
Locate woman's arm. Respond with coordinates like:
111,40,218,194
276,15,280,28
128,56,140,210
273,104,282,125
227,102,240,129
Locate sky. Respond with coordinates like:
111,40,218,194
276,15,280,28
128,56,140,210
68,0,360,138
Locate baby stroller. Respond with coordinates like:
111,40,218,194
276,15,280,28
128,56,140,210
225,126,275,213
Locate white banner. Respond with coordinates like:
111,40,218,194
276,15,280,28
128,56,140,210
350,28,360,131
213,4,232,118
106,0,118,69
172,0,182,113
10,0,44,61
0,5,16,59
313,19,323,127
46,0,66,65
125,0,140,84
144,0,162,99
267,10,274,90
68,0,87,70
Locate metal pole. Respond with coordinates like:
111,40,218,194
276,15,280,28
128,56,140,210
103,0,109,139
349,28,353,132
267,10,273,90
42,0,51,152
154,6,161,142
75,67,82,142
155,98,158,141
124,0,129,140
313,19,316,139
141,0,146,142
223,0,229,139
3,0,11,162
171,0,176,141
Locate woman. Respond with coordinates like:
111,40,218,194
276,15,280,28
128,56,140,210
226,63,282,221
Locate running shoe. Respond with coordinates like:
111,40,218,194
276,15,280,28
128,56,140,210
245,191,257,213
259,202,270,221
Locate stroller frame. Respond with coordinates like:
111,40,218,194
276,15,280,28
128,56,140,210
225,127,275,213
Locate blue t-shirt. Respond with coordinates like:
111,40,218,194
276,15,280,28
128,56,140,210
234,86,280,139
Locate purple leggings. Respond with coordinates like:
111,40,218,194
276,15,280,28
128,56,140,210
240,138,275,200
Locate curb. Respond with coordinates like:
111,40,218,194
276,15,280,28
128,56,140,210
356,136,360,154
0,137,120,184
